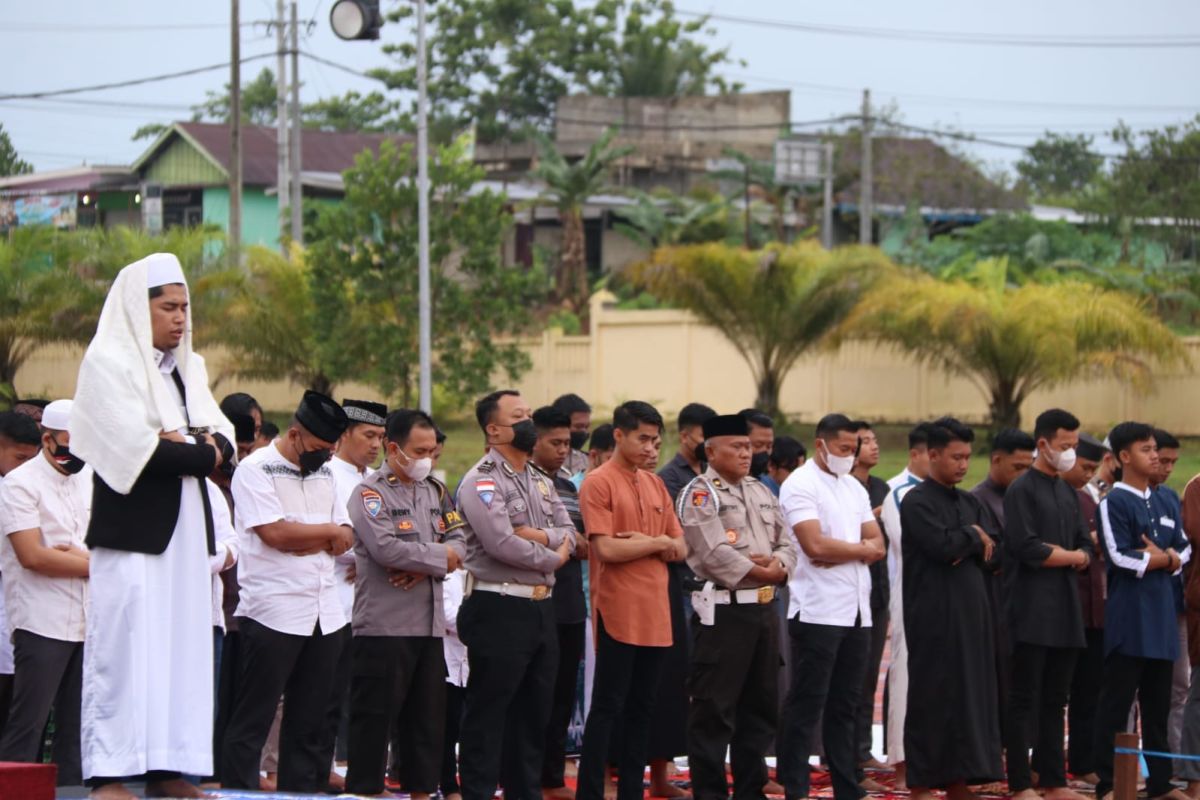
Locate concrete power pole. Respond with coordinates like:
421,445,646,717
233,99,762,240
416,0,432,414
275,0,289,249
229,0,242,261
860,88,873,245
289,1,303,245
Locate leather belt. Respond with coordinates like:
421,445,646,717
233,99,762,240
713,586,777,605
467,576,552,601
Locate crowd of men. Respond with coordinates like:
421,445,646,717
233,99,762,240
0,253,1197,800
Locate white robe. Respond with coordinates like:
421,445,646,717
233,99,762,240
882,478,918,766
81,365,214,779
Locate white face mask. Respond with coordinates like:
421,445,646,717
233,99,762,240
397,448,433,482
819,440,856,477
1044,446,1077,474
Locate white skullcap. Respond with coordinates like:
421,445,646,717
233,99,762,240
145,253,187,289
42,399,73,432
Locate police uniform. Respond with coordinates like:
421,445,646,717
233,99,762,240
560,448,589,481
679,463,796,800
343,462,467,796
455,449,577,800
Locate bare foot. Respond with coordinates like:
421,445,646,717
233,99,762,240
90,785,138,800
860,777,888,793
260,772,278,792
1011,790,1042,800
1187,782,1200,800
565,759,579,779
860,757,891,771
764,778,785,795
446,794,463,800
1074,773,1100,787
328,770,347,792
1043,787,1092,800
1153,790,1194,800
649,783,691,798
946,783,980,800
145,778,214,798
893,762,908,792
544,787,577,800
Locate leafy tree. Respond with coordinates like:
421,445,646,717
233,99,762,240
213,243,335,393
613,189,730,248
530,128,632,312
0,124,32,177
630,241,892,417
845,257,1187,430
1016,132,1103,200
307,136,546,407
193,66,280,127
376,0,739,142
302,90,399,133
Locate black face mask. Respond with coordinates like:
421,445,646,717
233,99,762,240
298,446,332,477
52,443,86,475
694,442,708,466
750,451,770,478
509,419,539,454
569,430,589,452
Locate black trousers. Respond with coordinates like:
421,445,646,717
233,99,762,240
322,624,352,768
1004,641,1078,792
780,618,870,800
457,591,557,800
220,617,343,793
212,628,241,784
577,612,668,800
1094,653,1174,798
1068,628,1105,777
543,620,586,788
687,603,779,800
0,631,83,786
856,608,888,763
345,635,445,794
442,682,465,795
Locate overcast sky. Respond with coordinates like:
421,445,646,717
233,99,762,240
2,0,1198,176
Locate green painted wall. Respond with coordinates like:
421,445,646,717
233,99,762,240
203,187,281,247
144,137,225,185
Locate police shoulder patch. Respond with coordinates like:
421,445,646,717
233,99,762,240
476,478,497,508
691,489,710,507
361,489,383,518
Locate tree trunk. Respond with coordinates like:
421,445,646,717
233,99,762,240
559,209,587,312
755,366,784,421
309,373,335,397
988,385,1022,432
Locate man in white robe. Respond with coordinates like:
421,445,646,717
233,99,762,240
71,253,233,800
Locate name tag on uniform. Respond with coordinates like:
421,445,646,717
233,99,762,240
1161,516,1176,529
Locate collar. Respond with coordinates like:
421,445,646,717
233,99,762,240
332,453,367,477
37,449,73,483
489,448,526,477
703,464,742,490
1114,481,1152,500
153,348,177,374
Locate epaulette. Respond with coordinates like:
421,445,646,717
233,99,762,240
428,474,449,503
676,474,721,519
477,460,496,474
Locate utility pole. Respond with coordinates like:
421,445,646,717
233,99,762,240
229,0,243,262
823,141,834,249
416,0,432,414
289,1,303,245
275,0,289,250
743,162,752,249
860,88,873,245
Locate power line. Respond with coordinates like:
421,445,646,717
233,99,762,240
1,20,274,33
0,53,276,101
676,8,1200,49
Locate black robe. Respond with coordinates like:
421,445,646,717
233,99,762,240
901,479,1004,788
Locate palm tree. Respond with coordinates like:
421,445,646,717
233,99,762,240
844,257,1188,430
629,240,893,418
613,189,729,249
530,127,633,312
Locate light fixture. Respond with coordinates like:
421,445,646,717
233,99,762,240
134,192,142,204
81,194,90,205
330,0,381,40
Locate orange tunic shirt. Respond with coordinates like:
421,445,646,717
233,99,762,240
579,460,683,647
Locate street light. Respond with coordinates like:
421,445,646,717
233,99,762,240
329,0,382,40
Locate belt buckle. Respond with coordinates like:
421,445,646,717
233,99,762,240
757,586,774,604
531,585,549,601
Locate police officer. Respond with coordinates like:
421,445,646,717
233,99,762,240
343,408,467,798
456,390,576,800
678,414,796,800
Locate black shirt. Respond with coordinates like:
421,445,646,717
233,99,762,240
658,452,702,505
858,473,891,613
551,474,588,625
1002,467,1089,648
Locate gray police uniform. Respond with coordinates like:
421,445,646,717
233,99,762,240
679,466,796,800
343,463,467,796
455,449,577,800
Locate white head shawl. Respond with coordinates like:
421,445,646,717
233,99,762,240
70,252,234,494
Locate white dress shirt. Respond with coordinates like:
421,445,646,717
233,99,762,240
779,459,874,627
231,441,350,637
0,452,92,642
328,455,373,622
207,479,239,630
442,570,468,688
